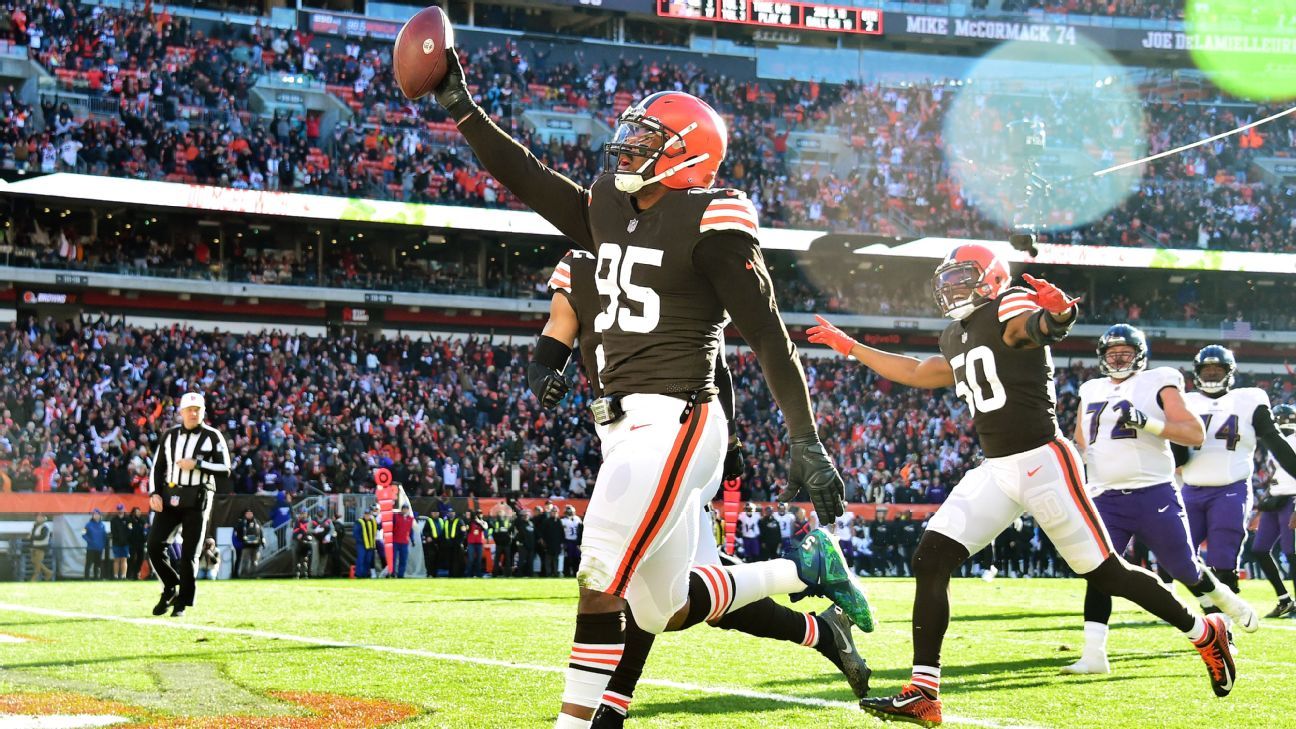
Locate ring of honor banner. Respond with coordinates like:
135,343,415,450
374,468,395,573
722,478,741,555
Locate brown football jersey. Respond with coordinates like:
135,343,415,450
938,286,1062,458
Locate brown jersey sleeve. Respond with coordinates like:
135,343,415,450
693,232,815,439
456,107,594,250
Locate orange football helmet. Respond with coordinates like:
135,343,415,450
932,243,1010,320
604,91,727,194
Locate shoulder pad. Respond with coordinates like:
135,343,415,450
997,287,1040,323
547,251,576,295
1149,366,1185,391
699,189,759,238
1242,387,1272,408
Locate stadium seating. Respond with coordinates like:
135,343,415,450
6,1,1296,252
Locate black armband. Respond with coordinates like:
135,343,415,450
1026,309,1074,346
532,335,572,371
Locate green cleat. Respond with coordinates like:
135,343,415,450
790,528,876,632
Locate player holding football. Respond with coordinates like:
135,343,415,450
1250,403,1296,618
529,249,872,725
1062,324,1258,675
810,244,1240,726
431,51,873,728
1179,345,1296,610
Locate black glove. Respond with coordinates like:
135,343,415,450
722,437,746,482
1115,403,1149,429
527,361,569,408
434,48,475,120
779,433,845,520
527,335,572,409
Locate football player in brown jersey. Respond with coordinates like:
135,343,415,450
812,243,1238,726
529,250,874,725
433,50,873,727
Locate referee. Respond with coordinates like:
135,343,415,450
148,392,231,617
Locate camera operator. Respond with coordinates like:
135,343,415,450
147,393,231,617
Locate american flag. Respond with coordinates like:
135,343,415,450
1220,319,1253,341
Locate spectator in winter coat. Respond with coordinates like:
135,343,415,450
82,509,108,580
109,504,130,580
30,514,53,582
127,507,148,578
235,508,263,578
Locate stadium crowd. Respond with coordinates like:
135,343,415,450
2,315,1289,506
5,2,1296,253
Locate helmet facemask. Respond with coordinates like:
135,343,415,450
604,111,709,194
1194,362,1234,395
932,260,992,320
1098,344,1144,380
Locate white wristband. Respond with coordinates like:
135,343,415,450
1142,418,1165,437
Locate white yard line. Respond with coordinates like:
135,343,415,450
0,602,1044,729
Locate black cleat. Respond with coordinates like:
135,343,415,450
820,606,872,698
588,705,625,729
1265,597,1294,619
152,588,176,616
859,684,943,727
171,604,186,618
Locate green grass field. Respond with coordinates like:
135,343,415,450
0,577,1292,728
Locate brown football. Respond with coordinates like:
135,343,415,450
393,6,455,100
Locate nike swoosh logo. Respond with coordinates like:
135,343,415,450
893,695,923,708
1220,671,1233,692
1158,505,1170,513
630,424,651,431
1225,492,1237,497
1026,467,1042,478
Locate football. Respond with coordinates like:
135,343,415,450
393,5,455,100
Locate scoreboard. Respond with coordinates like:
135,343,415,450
657,1,883,35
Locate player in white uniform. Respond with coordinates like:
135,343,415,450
562,506,584,578
1180,345,1296,610
738,503,762,561
1064,325,1257,675
1248,403,1296,618
775,502,796,551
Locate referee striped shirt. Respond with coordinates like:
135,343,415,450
150,423,232,494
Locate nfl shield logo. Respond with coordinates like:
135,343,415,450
627,219,638,233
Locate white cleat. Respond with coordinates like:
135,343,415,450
1218,595,1261,634
981,565,998,582
1061,654,1110,675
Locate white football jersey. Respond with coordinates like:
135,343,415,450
1181,387,1270,487
739,512,760,538
1268,431,1296,497
1078,367,1183,493
774,512,795,538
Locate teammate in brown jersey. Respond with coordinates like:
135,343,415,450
811,243,1239,726
432,49,874,728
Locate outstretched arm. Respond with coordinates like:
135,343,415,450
808,315,955,389
436,49,594,249
1255,405,1296,479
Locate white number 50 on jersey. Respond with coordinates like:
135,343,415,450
949,345,1007,416
593,243,663,334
